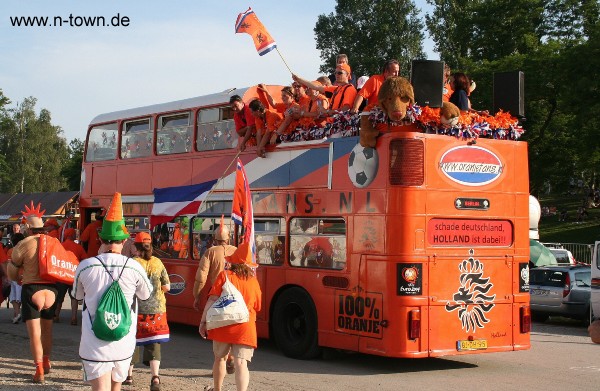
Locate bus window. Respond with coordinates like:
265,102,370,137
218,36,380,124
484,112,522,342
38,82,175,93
191,215,234,260
86,123,118,162
157,112,192,155
121,118,153,159
197,106,237,151
255,218,285,265
290,218,346,270
150,216,191,259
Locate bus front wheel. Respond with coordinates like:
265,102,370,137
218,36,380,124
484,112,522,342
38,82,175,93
272,287,321,359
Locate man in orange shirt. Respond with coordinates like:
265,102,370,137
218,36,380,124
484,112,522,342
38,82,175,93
44,219,60,239
79,210,104,257
54,228,87,325
248,99,284,158
351,59,400,113
293,63,357,117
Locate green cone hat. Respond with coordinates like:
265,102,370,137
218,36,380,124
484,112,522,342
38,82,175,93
99,192,130,241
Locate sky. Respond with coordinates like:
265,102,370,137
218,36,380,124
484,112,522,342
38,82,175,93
0,1,436,143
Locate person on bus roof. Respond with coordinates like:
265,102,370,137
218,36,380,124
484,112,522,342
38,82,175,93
229,95,256,153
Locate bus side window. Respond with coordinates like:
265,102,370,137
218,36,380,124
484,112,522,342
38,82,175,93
197,107,236,152
157,113,192,155
86,123,118,162
255,218,285,266
290,218,346,270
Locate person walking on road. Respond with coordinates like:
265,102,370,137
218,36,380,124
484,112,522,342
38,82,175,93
124,232,170,390
199,242,261,391
7,202,58,384
73,193,152,391
193,218,237,374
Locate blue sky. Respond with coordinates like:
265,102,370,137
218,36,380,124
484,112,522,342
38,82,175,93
0,1,435,142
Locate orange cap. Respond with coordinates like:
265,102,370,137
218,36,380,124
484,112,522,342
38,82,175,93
135,232,152,243
336,63,351,76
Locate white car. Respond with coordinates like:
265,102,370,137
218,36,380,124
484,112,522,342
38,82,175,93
548,248,577,265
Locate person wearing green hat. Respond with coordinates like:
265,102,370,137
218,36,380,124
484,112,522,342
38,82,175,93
73,193,153,391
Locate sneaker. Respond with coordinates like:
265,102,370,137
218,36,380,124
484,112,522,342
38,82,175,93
12,314,21,324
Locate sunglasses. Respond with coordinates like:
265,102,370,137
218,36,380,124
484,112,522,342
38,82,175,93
292,84,302,88
336,71,346,75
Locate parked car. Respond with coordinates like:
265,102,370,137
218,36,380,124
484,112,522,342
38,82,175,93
548,248,577,265
529,265,591,323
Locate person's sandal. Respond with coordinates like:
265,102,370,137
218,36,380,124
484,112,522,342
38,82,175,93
150,375,161,391
43,356,51,375
33,363,45,384
122,375,133,386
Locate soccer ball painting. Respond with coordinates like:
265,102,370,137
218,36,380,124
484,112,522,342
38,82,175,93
347,143,379,188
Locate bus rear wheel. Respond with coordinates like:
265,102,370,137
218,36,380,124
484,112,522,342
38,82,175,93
272,287,321,359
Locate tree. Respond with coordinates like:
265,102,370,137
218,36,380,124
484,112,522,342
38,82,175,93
314,0,425,78
2,97,69,193
61,138,84,191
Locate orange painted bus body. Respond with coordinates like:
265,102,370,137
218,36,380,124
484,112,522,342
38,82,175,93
80,87,530,358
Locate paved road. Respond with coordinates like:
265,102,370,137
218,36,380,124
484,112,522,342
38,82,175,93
0,306,597,390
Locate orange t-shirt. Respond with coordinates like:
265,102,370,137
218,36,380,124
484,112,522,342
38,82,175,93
324,84,357,111
254,110,284,136
358,74,385,111
443,82,454,102
62,239,88,261
207,270,262,348
80,220,102,257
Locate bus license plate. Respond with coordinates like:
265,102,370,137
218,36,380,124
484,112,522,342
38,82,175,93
457,339,488,351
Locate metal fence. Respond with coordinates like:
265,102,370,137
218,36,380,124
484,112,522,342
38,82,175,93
542,242,595,264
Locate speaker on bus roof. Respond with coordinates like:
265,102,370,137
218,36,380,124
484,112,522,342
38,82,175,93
410,60,444,108
493,71,524,117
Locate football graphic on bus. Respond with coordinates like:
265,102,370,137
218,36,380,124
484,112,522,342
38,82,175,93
348,143,379,188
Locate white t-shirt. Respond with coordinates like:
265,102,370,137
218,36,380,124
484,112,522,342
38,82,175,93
73,252,153,362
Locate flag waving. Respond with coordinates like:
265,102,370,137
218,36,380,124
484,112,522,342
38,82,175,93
151,179,217,227
235,7,277,56
231,158,256,265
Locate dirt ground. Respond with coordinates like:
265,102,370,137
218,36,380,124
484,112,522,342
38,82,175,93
0,305,232,391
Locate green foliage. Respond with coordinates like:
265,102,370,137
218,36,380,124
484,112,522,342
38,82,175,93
61,138,84,191
314,0,425,78
0,95,72,193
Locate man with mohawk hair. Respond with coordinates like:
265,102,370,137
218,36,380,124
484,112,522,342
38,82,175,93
7,201,58,384
193,215,237,374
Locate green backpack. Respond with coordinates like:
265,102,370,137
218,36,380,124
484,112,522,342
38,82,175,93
88,256,132,341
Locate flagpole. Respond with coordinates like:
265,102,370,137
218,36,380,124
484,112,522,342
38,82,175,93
275,48,293,75
197,150,241,215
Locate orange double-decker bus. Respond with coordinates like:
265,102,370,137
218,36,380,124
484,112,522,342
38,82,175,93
79,85,531,358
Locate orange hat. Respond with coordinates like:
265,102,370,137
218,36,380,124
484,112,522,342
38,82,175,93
64,228,76,238
135,232,152,243
226,242,257,268
336,63,351,76
44,218,59,227
99,192,130,241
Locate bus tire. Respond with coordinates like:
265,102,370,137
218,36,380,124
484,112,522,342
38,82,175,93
272,287,321,359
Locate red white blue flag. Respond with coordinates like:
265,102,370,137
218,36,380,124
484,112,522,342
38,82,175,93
151,179,217,227
235,7,277,56
231,158,256,264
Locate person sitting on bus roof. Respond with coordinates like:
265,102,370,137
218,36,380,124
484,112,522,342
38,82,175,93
292,81,311,111
292,63,357,119
229,95,256,153
257,84,301,136
350,59,400,114
248,99,284,158
297,80,330,129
